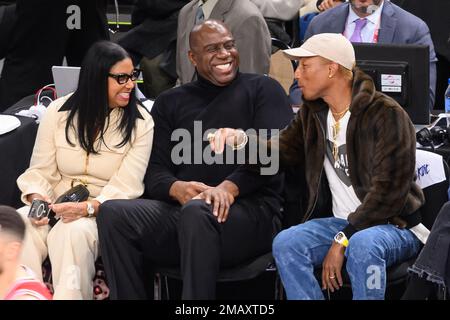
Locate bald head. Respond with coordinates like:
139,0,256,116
189,20,232,53
187,19,239,87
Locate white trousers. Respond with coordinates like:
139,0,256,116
18,206,99,300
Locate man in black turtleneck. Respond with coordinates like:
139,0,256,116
97,19,293,300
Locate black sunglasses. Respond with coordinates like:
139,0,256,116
108,69,141,85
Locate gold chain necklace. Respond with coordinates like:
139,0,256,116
331,107,350,162
331,106,350,120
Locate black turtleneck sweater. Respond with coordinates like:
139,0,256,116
144,72,293,208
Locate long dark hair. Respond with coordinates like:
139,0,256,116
64,41,139,154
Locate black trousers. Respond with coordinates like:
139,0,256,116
97,198,277,300
409,201,450,293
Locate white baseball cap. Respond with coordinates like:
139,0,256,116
283,33,356,70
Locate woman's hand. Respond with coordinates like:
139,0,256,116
26,192,51,204
30,216,50,227
50,201,89,223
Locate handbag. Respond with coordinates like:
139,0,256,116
54,184,90,204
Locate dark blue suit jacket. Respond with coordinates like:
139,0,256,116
305,0,437,110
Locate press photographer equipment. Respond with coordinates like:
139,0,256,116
416,114,450,151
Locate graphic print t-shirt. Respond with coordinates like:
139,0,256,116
323,110,361,220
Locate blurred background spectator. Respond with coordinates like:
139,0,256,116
0,0,109,112
118,0,189,99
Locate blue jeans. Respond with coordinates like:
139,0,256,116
273,217,421,300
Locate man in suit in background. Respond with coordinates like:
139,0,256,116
176,0,271,84
304,0,437,110
118,0,189,99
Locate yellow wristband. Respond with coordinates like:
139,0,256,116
341,238,349,247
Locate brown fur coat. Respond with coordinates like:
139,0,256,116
276,68,424,236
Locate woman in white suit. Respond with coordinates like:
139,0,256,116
16,41,154,300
